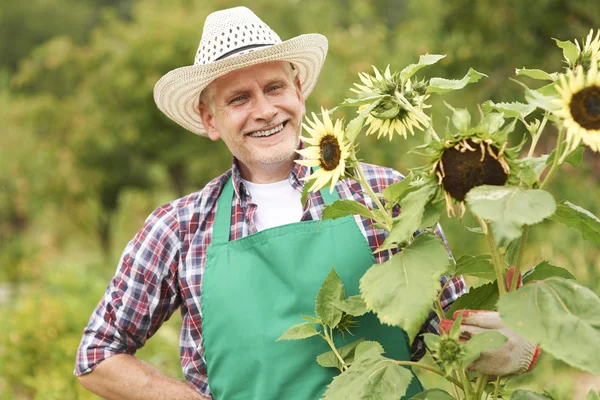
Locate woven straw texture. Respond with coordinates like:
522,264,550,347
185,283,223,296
153,7,328,136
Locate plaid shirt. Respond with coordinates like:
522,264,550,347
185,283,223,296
75,158,466,397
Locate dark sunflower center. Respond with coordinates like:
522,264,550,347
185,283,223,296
320,134,342,171
570,86,600,130
440,140,508,202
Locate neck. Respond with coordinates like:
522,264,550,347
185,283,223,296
237,158,295,183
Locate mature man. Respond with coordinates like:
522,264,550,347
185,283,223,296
75,6,537,400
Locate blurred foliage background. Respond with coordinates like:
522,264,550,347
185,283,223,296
1,0,599,398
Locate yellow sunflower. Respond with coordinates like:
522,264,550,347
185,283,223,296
553,61,600,152
352,66,430,141
574,29,600,70
295,108,353,193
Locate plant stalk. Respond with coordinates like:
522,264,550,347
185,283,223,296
478,218,506,296
540,127,565,190
394,361,464,389
511,225,529,291
493,376,501,400
355,163,393,231
527,114,548,158
474,374,488,399
321,327,347,372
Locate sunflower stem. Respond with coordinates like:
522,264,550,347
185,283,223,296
511,225,529,292
322,325,347,372
540,126,565,190
474,374,488,399
355,163,393,231
527,114,548,158
395,361,464,389
478,218,506,296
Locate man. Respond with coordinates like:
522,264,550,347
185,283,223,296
75,6,537,400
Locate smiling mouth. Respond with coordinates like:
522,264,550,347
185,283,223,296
246,122,287,138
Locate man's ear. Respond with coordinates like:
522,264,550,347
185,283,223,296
198,103,220,141
294,74,306,116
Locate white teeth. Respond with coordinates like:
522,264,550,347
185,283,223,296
248,123,284,137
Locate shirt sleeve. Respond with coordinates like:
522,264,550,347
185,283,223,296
74,204,182,375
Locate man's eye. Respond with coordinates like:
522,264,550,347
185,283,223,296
229,96,246,104
267,85,282,92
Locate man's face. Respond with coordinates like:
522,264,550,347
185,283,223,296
198,61,306,180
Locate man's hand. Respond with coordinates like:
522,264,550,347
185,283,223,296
439,310,541,376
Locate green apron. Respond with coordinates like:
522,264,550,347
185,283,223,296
201,177,423,399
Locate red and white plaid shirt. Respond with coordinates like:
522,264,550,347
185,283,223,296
75,158,466,397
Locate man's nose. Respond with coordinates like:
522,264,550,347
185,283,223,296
253,92,277,121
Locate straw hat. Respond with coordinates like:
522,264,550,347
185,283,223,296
153,6,328,136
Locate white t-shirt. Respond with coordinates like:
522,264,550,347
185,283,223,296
241,178,303,232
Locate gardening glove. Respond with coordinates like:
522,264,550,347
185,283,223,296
439,309,542,376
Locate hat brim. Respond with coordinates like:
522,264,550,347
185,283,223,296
153,33,328,136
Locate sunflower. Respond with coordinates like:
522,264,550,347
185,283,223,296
352,66,430,140
295,108,354,193
553,61,600,152
573,29,600,71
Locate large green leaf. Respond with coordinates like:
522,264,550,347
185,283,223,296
466,186,556,247
515,68,558,81
553,38,579,65
323,199,376,221
377,183,437,252
481,100,536,120
546,145,584,168
400,54,446,83
323,348,414,400
316,338,365,369
549,201,600,244
586,390,600,400
410,389,455,399
510,389,553,399
382,174,413,204
522,261,575,284
315,268,346,327
461,331,507,366
446,281,499,318
361,234,451,340
354,340,385,360
276,322,319,341
420,201,444,229
452,254,496,281
427,68,487,95
335,295,368,317
498,278,600,375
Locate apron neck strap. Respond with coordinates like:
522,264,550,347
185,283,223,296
212,171,341,245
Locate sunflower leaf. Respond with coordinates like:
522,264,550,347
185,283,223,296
382,173,413,204
498,278,600,375
522,261,575,284
316,338,365,369
553,38,579,65
276,322,319,341
323,199,376,221
445,102,471,132
461,331,508,367
515,68,558,81
482,100,537,121
446,281,500,318
400,54,446,83
361,233,450,341
334,295,368,317
377,183,437,252
466,186,556,247
510,389,554,399
322,348,414,400
301,178,317,206
333,94,386,110
346,100,381,142
546,145,585,168
410,389,455,399
452,254,496,281
427,68,488,95
548,200,600,244
586,390,600,400
315,267,346,327
354,341,385,360
420,201,444,229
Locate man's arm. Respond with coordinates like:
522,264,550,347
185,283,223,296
78,354,209,400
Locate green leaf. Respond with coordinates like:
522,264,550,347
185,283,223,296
335,295,368,316
498,277,600,375
517,156,548,187
522,261,575,284
511,389,553,399
354,340,385,360
427,68,487,95
461,331,507,366
315,268,346,327
464,226,484,234
474,112,505,135
323,199,376,221
276,322,319,341
377,183,437,252
316,338,365,369
546,145,584,168
446,281,499,318
400,54,446,83
420,201,444,229
515,68,558,81
586,389,600,400
335,94,386,109
323,348,414,400
510,78,561,112
409,389,455,399
423,333,441,349
301,178,317,206
549,200,600,244
482,100,536,120
345,100,381,142
453,254,496,281
382,174,413,204
466,186,556,247
361,233,451,340
301,315,322,324
553,38,579,65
